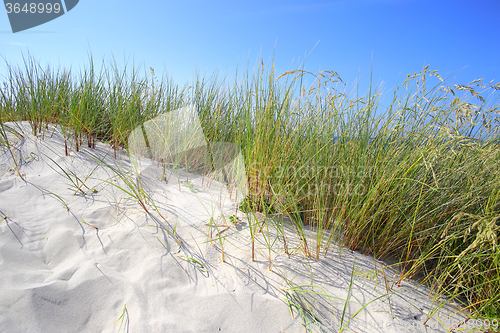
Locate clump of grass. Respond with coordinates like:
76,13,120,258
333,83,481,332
1,54,499,320
0,53,185,157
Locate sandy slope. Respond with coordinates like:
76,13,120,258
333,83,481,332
0,122,470,332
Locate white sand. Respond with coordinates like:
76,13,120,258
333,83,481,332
0,121,471,332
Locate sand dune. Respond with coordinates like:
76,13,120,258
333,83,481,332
0,121,470,332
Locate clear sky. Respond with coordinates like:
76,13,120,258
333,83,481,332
1,0,500,96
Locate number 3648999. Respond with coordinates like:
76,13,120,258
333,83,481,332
5,2,62,14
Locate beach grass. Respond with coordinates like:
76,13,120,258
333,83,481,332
1,54,499,323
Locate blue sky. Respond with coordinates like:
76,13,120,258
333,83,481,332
1,0,500,96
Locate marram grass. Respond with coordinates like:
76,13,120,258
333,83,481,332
1,55,499,321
